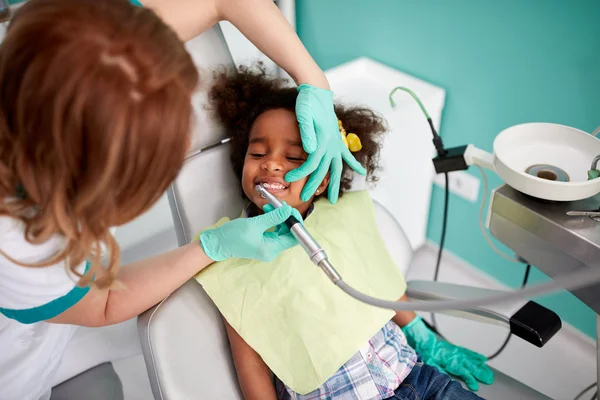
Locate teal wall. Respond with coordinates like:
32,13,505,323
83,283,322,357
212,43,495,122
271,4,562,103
297,0,600,338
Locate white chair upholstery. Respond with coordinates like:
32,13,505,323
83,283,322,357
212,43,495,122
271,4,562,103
138,24,551,400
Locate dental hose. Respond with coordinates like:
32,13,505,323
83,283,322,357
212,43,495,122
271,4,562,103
334,266,600,313
389,86,528,360
390,86,448,331
256,185,600,313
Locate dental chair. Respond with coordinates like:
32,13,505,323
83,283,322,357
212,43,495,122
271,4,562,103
137,25,557,400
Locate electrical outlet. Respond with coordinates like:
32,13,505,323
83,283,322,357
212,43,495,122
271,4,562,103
434,170,480,203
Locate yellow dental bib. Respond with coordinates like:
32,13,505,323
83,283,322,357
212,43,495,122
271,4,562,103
194,191,407,394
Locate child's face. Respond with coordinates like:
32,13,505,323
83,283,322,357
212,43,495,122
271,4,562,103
242,108,329,216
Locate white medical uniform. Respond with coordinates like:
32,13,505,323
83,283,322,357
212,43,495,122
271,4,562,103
1,2,141,398
0,216,90,400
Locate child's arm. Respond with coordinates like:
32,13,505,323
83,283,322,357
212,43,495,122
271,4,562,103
391,294,418,327
223,319,278,400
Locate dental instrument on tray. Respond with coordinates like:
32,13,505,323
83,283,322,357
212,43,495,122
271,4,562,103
255,184,600,313
566,210,600,217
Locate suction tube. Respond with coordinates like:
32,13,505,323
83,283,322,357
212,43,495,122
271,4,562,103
255,185,600,312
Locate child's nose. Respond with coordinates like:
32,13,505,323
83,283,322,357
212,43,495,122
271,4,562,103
261,156,285,172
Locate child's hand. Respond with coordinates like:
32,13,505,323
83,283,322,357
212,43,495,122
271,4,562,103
262,202,303,235
402,316,494,391
285,84,367,204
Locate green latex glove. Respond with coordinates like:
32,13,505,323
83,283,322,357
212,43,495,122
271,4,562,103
200,205,298,262
402,316,494,391
588,169,600,180
263,202,303,235
285,84,367,204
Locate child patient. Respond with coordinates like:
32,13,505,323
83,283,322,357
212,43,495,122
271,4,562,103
196,64,493,400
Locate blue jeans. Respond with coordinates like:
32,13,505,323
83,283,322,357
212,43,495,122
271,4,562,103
390,357,484,400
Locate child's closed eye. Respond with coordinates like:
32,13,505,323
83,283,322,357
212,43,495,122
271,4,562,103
286,156,305,162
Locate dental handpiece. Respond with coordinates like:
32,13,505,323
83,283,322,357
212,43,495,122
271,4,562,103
255,185,341,283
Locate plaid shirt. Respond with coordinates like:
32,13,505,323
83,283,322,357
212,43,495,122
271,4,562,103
275,321,417,400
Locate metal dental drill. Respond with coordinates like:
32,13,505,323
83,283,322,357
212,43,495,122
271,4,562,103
255,185,341,283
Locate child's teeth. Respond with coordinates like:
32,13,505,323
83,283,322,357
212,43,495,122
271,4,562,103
262,183,285,190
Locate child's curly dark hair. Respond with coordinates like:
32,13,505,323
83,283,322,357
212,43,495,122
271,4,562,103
208,63,387,200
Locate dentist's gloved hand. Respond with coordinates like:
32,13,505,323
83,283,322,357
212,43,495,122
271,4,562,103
286,84,367,204
263,202,303,235
200,205,298,262
402,316,494,391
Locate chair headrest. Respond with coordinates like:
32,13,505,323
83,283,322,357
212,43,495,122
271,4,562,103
169,142,244,246
185,27,234,154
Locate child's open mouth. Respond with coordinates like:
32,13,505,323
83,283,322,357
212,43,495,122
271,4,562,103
255,179,289,194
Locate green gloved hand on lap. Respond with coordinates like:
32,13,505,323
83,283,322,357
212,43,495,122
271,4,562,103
402,316,494,391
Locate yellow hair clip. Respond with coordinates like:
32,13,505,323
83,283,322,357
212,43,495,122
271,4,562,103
338,119,362,152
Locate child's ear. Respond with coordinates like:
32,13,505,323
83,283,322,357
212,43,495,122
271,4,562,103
316,174,330,196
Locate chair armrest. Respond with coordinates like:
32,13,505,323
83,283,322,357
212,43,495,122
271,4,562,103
406,280,561,347
137,280,242,400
